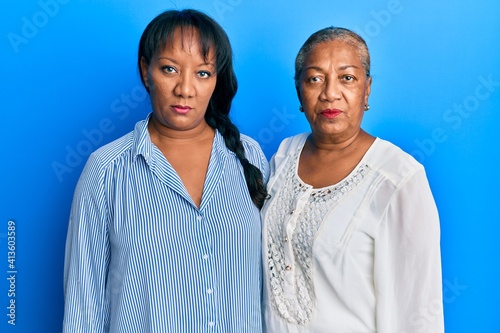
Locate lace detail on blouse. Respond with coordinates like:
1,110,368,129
266,148,370,325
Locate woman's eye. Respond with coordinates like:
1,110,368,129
161,66,176,73
308,76,322,83
198,71,212,78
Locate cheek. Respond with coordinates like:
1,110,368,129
299,87,317,106
347,88,366,106
148,84,172,109
204,86,216,100
200,83,217,103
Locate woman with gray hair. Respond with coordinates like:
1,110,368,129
262,27,444,332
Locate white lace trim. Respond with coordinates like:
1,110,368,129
266,148,370,325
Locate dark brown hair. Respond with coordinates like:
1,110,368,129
138,9,267,208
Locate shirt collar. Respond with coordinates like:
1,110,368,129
131,113,154,163
131,113,232,164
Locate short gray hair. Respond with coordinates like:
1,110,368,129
294,27,371,91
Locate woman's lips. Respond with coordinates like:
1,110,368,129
172,105,192,114
320,108,342,118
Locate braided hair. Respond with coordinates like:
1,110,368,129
138,9,267,208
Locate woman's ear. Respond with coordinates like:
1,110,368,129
295,86,303,108
364,76,372,106
140,57,150,90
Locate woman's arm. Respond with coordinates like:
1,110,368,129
63,154,111,333
374,167,444,333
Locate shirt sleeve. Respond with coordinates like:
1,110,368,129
241,134,270,184
374,167,444,333
63,153,111,333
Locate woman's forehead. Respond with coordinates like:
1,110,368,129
160,26,216,59
306,40,363,66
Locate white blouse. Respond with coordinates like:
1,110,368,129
262,133,444,333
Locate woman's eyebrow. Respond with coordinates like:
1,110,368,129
338,64,360,70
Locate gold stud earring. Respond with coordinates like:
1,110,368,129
364,104,370,111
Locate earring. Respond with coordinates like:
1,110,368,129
299,106,304,112
364,104,370,111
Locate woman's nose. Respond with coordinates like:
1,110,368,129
174,73,195,98
320,78,341,101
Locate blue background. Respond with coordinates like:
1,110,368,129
1,0,499,332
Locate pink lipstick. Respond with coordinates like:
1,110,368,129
172,105,192,114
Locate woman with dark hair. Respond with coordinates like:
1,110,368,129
63,9,268,332
261,27,444,332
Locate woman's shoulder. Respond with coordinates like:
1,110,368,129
266,133,308,178
240,133,270,177
73,130,134,193
240,133,266,161
88,131,134,168
87,118,149,169
367,137,425,185
275,133,309,156
240,133,263,152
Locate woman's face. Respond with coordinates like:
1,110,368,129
298,40,371,143
140,27,217,134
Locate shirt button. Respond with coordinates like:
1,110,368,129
285,265,292,271
208,321,215,327
197,216,202,221
207,288,213,294
202,254,209,260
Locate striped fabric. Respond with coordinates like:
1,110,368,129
63,116,269,333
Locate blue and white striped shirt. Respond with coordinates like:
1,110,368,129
63,116,269,333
